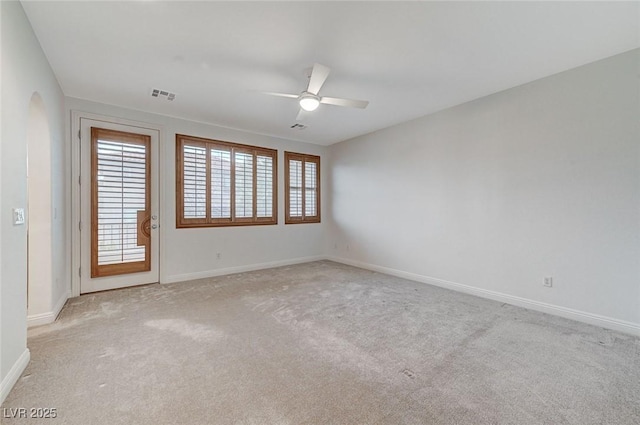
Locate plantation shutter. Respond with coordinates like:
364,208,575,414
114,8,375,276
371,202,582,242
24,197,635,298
256,155,274,218
304,161,317,217
176,135,277,227
289,159,303,217
182,144,207,219
235,151,254,219
210,148,231,219
285,152,320,224
92,127,151,277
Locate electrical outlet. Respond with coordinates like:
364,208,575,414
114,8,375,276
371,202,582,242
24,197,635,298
543,277,553,287
13,208,25,225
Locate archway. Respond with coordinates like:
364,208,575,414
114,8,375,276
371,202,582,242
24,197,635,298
26,92,53,320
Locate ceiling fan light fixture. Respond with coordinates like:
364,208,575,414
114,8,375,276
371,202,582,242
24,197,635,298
299,93,320,112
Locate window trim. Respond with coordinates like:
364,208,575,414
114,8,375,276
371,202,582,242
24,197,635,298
285,151,321,224
176,134,277,228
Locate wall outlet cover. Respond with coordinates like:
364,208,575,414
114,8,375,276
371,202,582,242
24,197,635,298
13,208,25,225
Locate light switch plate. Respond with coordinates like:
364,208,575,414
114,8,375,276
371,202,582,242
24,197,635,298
13,208,25,225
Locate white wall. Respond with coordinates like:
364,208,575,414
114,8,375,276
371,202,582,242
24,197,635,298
66,98,328,285
328,49,640,333
1,3,637,408
1,1,67,401
27,93,53,318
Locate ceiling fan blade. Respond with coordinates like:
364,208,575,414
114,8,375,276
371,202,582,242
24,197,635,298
306,63,331,95
261,91,299,99
320,96,369,109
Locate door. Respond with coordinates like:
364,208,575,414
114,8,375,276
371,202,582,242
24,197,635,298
80,118,159,293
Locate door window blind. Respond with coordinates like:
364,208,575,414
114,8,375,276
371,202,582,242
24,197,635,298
91,127,151,278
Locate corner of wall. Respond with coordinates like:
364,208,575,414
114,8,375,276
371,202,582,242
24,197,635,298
0,349,30,405
27,289,69,328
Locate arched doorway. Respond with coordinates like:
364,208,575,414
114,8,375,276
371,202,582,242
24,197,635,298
26,92,53,320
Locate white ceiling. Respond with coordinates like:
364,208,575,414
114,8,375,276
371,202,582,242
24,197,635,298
22,1,639,145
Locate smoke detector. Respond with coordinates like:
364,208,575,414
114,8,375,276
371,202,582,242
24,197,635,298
150,88,176,101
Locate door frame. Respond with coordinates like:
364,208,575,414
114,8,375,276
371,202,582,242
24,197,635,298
71,111,164,297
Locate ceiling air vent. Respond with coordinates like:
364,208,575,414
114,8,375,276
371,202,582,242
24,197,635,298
150,88,176,101
290,123,307,130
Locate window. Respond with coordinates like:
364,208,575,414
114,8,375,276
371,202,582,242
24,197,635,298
285,151,320,224
176,134,277,227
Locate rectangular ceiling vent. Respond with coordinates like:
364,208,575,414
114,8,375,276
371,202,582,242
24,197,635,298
150,88,176,101
290,123,307,130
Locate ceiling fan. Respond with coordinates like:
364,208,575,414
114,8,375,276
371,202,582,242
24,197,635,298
262,63,369,121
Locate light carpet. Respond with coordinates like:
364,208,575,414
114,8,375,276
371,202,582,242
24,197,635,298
2,261,639,424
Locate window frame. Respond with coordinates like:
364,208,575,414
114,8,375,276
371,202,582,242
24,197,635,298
176,134,277,228
285,151,321,224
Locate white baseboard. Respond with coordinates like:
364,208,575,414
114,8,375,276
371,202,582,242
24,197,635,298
27,290,69,328
327,256,640,337
0,348,30,404
163,255,326,284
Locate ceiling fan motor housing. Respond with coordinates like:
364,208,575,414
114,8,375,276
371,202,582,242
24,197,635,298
299,92,321,111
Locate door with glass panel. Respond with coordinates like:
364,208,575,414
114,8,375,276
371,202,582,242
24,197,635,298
80,119,159,293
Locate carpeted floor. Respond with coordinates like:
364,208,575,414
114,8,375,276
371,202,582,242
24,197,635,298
2,261,639,424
